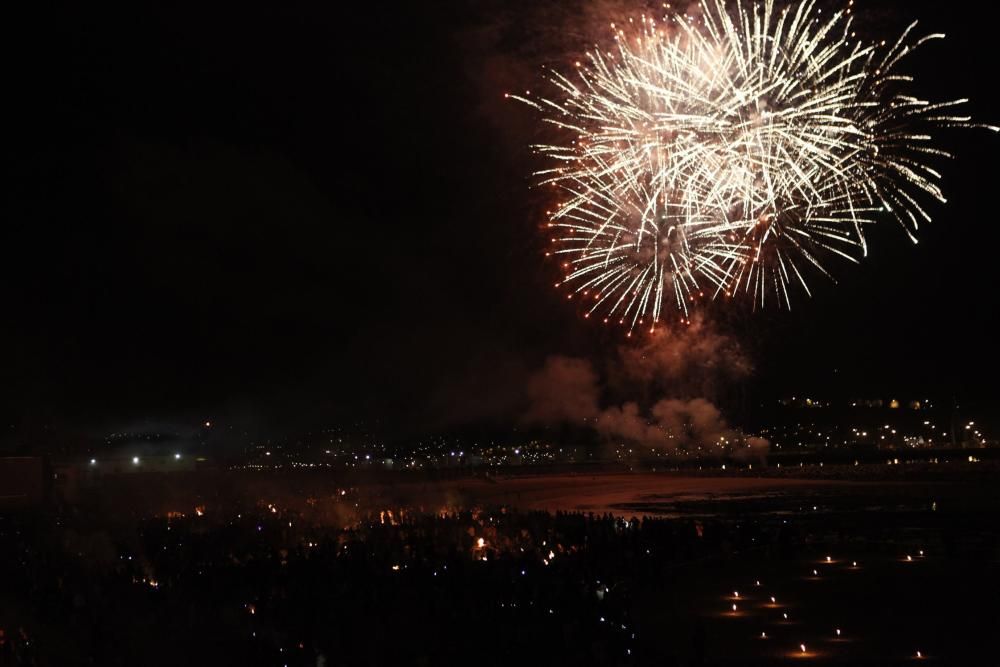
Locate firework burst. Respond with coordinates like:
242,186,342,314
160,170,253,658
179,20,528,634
511,0,994,330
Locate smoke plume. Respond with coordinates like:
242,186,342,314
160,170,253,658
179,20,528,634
524,355,600,424
523,316,768,460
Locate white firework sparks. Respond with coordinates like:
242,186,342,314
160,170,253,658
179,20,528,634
511,0,994,331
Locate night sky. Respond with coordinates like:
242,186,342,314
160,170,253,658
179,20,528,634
5,0,999,444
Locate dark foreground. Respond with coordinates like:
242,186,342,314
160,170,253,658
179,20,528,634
1,463,998,666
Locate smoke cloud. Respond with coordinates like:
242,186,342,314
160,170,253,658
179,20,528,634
524,356,600,424
614,317,752,397
523,316,768,460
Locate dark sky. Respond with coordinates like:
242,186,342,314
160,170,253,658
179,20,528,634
5,0,999,442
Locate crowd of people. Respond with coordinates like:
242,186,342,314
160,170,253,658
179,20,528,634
0,499,797,666
1,471,995,666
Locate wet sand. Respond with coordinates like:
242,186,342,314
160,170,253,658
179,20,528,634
351,472,861,515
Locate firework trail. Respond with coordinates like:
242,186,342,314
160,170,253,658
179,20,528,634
511,0,994,331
